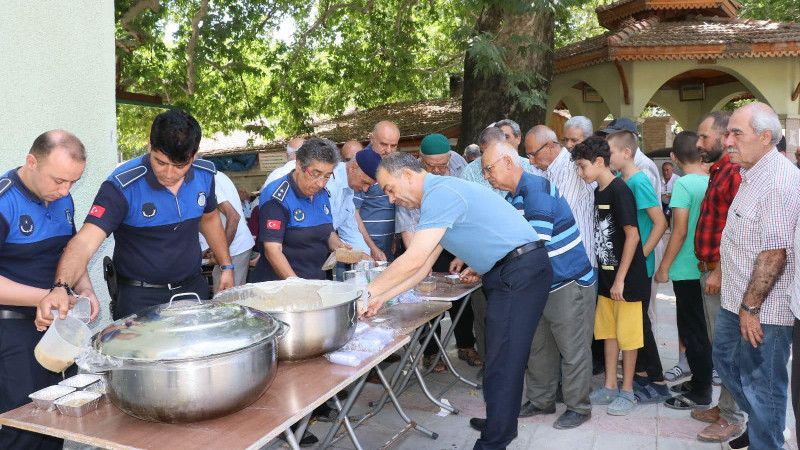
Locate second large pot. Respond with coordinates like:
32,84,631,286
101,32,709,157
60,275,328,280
271,298,358,361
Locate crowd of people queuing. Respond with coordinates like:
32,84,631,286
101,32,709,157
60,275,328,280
2,100,800,450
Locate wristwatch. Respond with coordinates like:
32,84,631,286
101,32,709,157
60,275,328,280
740,303,761,316
220,264,234,271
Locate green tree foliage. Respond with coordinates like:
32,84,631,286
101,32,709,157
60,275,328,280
739,0,799,23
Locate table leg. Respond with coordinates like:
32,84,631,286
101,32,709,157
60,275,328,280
282,429,301,450
423,293,482,392
292,414,311,445
319,372,369,449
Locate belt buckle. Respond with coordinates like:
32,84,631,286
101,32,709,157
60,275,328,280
167,283,181,290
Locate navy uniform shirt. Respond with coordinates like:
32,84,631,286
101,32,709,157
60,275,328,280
84,154,217,284
254,170,333,281
0,169,76,314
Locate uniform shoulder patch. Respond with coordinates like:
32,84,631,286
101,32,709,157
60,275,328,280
192,158,217,174
114,166,147,188
0,178,11,197
271,180,290,202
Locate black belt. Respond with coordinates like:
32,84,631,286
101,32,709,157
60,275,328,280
0,309,36,320
494,241,545,269
117,273,203,290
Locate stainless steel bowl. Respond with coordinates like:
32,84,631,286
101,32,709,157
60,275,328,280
105,338,278,423
271,297,359,361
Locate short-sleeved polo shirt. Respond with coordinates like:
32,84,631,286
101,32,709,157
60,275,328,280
416,174,539,275
84,154,217,284
254,170,333,281
0,169,76,314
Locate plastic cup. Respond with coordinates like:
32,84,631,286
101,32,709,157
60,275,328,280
70,296,91,323
34,315,91,373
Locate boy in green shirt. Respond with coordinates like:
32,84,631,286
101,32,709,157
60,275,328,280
654,131,713,410
607,131,669,403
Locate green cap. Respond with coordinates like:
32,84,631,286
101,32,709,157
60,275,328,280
420,134,451,155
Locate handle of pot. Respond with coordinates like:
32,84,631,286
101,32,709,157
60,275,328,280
167,292,203,309
275,319,291,340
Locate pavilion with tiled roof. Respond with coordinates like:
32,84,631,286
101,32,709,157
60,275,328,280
546,0,800,150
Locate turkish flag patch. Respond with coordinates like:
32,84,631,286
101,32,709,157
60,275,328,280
88,205,106,218
266,220,281,230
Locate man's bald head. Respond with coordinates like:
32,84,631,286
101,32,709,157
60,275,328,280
341,140,363,162
29,130,86,162
370,121,400,156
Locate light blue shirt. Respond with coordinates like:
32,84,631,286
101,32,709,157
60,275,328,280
460,155,543,197
327,162,369,253
416,174,539,274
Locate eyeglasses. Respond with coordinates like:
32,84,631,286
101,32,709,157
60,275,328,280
304,167,334,182
526,141,556,160
481,157,503,174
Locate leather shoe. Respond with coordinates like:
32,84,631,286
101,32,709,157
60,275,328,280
697,417,744,443
691,406,721,423
469,418,486,432
553,410,591,429
518,401,556,417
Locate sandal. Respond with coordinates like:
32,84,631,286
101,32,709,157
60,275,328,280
458,348,484,366
633,382,672,404
664,394,710,410
423,355,446,372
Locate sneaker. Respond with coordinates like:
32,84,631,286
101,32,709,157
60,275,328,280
712,369,722,386
607,391,637,416
590,386,618,405
727,430,748,449
664,364,692,382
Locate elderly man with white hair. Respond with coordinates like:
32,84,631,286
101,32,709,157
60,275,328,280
712,102,800,450
562,116,593,153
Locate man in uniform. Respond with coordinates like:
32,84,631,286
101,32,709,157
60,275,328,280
36,109,233,326
1,130,97,450
365,152,552,450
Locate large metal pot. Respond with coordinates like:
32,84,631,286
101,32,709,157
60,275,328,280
90,294,287,423
271,297,358,361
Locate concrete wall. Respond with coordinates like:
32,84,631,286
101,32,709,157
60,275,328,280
0,1,117,331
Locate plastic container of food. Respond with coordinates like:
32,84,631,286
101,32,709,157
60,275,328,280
29,385,77,411
58,374,101,390
416,276,437,293
54,391,102,417
443,274,462,284
335,247,363,264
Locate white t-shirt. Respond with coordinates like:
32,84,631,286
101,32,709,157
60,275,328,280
262,160,296,190
200,171,255,256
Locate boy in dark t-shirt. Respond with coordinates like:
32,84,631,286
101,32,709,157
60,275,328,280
573,137,649,416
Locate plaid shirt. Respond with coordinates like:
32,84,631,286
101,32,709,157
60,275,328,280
721,150,800,326
694,154,741,262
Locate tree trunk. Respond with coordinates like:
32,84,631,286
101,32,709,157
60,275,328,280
457,5,554,155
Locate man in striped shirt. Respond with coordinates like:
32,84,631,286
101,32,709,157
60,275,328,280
483,141,596,430
353,121,400,261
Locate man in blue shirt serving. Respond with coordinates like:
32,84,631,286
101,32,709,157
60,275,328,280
36,109,234,325
364,152,553,450
482,142,596,429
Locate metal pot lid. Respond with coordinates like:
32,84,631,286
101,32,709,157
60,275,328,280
93,297,283,362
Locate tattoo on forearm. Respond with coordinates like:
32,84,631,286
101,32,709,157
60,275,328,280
743,249,786,307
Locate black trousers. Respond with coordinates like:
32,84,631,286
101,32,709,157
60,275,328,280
673,279,712,401
0,318,75,450
113,275,211,320
635,282,665,382
423,295,476,356
474,247,552,450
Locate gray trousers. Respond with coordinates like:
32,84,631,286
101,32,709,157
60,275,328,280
700,269,746,425
211,249,252,294
525,281,596,414
472,287,488,360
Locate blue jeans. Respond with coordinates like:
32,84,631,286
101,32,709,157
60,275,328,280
712,308,791,449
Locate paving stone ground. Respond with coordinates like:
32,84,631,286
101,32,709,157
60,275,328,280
264,263,798,449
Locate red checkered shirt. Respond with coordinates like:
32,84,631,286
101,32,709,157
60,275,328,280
694,154,741,262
